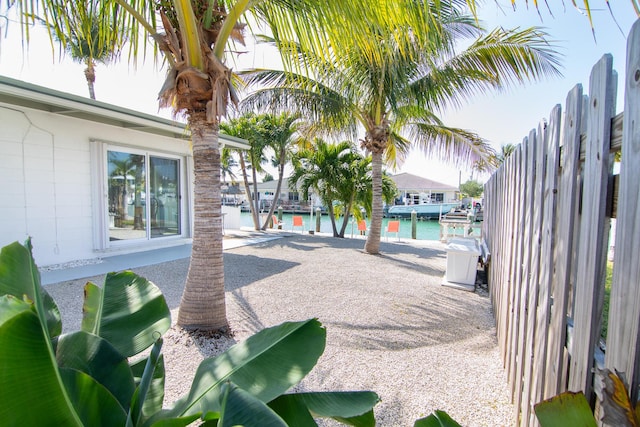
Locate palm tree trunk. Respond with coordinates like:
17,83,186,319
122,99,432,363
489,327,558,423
338,198,354,237
84,60,96,100
251,168,261,230
327,201,339,236
365,151,383,254
239,154,259,229
178,112,226,330
261,159,286,230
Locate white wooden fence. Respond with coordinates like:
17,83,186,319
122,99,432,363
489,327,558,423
483,18,640,426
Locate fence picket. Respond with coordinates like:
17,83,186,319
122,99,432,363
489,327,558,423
512,130,536,424
568,54,616,397
507,145,525,398
544,84,583,399
604,19,640,401
531,104,562,407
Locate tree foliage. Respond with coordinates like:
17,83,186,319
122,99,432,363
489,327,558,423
242,1,561,254
460,180,484,198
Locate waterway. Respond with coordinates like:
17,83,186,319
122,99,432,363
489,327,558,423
240,211,444,241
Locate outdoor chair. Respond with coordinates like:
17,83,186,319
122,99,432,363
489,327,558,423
385,220,400,241
357,220,367,237
291,215,305,233
271,215,285,229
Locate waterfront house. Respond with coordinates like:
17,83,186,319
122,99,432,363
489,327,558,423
389,173,460,205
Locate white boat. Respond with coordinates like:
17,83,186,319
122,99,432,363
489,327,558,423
387,202,460,219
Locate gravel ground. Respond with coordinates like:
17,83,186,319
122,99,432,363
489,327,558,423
44,234,513,426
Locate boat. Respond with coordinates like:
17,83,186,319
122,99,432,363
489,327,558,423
387,202,460,219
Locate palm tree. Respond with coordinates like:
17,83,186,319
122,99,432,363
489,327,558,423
496,143,517,164
220,114,268,230
291,139,367,238
220,147,238,184
38,1,120,99
253,112,300,230
242,5,561,254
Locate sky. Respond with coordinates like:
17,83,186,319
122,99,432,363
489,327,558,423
0,1,637,186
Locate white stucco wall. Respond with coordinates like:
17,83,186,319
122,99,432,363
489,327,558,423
0,102,193,267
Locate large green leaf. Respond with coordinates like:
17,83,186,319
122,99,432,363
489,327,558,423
534,392,598,427
0,240,61,338
131,352,166,419
414,410,463,427
167,319,326,419
0,295,82,426
60,368,128,426
268,392,379,427
56,330,135,410
216,382,287,427
82,271,171,357
128,338,165,426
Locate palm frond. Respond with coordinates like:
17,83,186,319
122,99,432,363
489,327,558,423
406,119,496,168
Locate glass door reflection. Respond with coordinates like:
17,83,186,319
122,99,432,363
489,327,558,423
149,156,180,238
108,151,146,241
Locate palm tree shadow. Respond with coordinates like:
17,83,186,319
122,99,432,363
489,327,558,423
224,253,299,291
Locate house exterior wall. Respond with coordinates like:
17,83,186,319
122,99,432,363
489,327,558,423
0,102,193,267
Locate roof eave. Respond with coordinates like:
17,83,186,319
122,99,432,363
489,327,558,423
0,75,249,150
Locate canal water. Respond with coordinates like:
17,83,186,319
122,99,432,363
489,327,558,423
240,212,443,241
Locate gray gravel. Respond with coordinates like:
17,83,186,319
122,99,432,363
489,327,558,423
44,234,513,426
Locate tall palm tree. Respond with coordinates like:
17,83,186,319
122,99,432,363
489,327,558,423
220,113,268,230
242,5,561,254
253,112,300,230
290,139,362,237
38,1,120,99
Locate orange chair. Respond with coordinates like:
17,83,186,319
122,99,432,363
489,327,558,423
271,215,284,229
357,220,367,236
291,215,305,233
385,220,400,241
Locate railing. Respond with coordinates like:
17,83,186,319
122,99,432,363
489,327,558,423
483,19,640,426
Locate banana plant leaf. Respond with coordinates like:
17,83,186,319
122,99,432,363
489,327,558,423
131,352,166,418
82,271,171,358
268,391,379,427
163,319,326,420
534,392,598,427
128,338,165,426
0,240,61,338
216,381,288,427
414,410,462,427
56,330,135,410
0,295,126,426
599,369,640,426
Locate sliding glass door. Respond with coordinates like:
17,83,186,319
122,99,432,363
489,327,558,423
107,148,181,243
149,156,180,238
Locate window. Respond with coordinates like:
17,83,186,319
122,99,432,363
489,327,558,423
106,148,182,243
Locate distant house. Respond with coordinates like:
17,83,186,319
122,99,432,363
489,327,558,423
247,177,322,212
0,76,248,267
389,173,460,205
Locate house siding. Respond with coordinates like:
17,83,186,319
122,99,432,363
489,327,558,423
0,102,192,267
